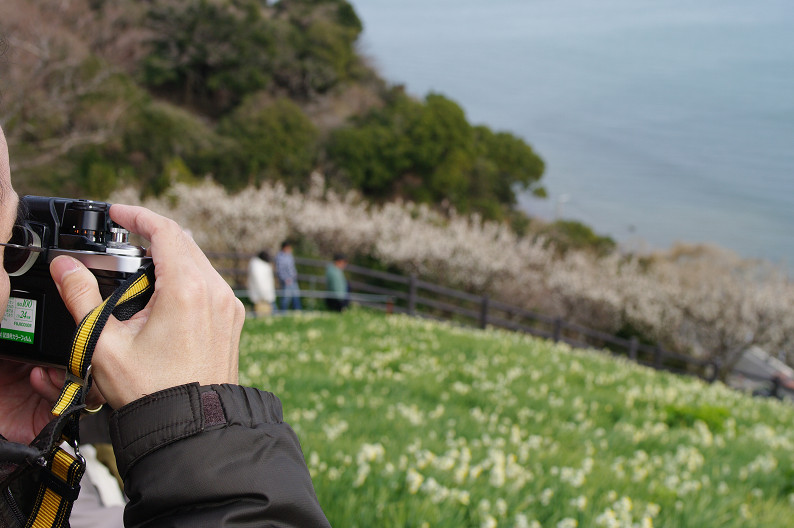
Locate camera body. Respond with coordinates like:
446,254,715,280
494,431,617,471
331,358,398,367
1,196,151,367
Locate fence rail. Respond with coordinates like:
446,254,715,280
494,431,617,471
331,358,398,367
208,251,729,385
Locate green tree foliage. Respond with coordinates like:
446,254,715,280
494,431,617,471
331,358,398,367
271,0,364,96
216,96,319,189
63,90,320,197
143,0,277,111
537,219,617,256
73,150,124,200
4,0,550,227
473,126,547,203
124,101,220,168
0,50,145,197
142,0,364,112
62,100,216,198
328,89,545,219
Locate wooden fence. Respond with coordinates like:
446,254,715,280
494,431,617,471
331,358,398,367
208,252,723,384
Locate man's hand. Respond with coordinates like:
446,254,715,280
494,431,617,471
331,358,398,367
0,362,63,444
50,205,244,409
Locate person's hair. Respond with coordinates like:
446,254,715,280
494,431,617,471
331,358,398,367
281,240,292,250
258,250,270,262
333,253,346,262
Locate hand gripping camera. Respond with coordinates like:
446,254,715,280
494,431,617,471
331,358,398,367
1,197,151,367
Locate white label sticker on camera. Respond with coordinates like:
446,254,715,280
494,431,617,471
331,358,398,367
1,296,37,344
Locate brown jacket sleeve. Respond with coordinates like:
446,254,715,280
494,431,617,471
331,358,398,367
109,383,331,528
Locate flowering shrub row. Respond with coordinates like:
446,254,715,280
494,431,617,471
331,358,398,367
110,177,794,368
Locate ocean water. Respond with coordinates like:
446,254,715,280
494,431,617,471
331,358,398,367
350,0,794,266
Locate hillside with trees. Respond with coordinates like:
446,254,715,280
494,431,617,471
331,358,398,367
3,0,793,373
0,0,545,223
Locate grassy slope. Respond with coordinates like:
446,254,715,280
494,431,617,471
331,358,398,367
240,309,794,528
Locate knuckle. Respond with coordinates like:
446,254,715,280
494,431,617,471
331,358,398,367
214,284,244,323
233,296,246,321
61,270,99,307
173,281,208,307
162,217,184,237
215,285,238,312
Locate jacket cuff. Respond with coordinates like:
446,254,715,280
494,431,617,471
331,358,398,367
109,383,284,479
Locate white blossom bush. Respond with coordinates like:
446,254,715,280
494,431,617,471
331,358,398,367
109,178,794,368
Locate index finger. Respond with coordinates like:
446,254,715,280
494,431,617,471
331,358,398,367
109,203,178,246
109,204,202,275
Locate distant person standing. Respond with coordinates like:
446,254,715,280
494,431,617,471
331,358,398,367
247,250,276,316
325,253,350,312
276,240,302,311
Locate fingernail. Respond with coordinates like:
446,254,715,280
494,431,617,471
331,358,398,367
50,256,82,284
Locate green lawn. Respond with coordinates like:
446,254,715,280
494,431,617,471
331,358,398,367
240,309,794,528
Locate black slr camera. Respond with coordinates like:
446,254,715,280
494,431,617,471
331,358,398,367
1,197,151,367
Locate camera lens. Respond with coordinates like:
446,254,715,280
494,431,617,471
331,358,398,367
61,200,107,247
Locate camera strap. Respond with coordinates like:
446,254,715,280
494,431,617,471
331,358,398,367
9,262,155,528
52,263,155,417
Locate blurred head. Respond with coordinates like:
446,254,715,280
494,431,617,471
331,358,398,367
333,253,347,269
0,125,19,309
281,241,292,253
257,250,270,263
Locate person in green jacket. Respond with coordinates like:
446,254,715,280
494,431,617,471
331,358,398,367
324,253,349,312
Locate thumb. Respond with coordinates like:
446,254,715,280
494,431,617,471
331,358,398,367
50,256,104,324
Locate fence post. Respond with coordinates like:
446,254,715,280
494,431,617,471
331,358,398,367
654,346,663,368
408,274,417,316
629,336,638,361
771,376,781,399
233,251,245,289
479,296,489,329
704,360,719,383
553,318,562,342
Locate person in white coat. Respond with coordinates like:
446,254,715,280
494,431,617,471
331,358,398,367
247,250,276,316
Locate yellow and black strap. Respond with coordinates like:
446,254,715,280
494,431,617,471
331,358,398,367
24,445,85,528
23,262,154,528
52,263,155,416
